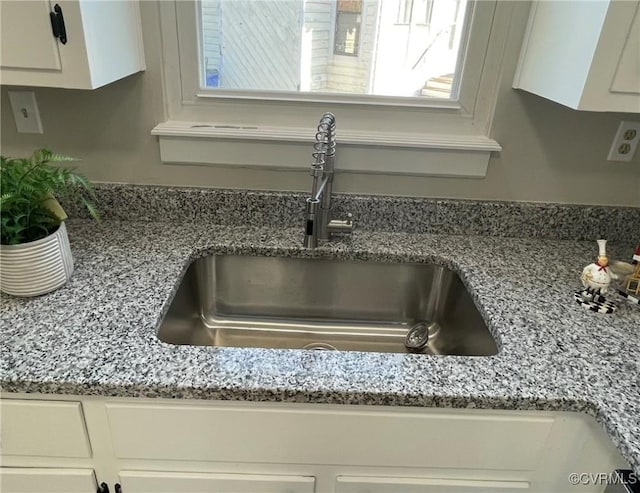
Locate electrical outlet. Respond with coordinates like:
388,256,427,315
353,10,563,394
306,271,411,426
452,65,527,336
8,91,43,134
607,120,639,162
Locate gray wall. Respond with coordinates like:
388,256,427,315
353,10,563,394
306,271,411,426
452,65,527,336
1,1,639,206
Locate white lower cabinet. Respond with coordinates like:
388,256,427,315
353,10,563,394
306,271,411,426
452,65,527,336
103,402,554,470
0,468,97,493
119,470,315,493
0,400,91,458
335,475,530,492
0,394,630,493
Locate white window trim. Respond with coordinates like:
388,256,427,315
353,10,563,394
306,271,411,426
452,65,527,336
152,0,513,177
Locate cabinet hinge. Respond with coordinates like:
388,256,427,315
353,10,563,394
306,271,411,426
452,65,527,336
49,4,67,44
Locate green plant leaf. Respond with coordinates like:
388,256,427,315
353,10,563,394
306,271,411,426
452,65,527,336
1,148,98,244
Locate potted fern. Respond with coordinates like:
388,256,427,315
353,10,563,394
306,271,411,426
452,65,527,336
0,149,97,297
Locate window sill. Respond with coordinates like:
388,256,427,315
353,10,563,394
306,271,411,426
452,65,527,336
151,120,502,177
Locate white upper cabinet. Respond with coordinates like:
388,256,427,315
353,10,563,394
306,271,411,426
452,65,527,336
0,0,145,89
513,0,640,113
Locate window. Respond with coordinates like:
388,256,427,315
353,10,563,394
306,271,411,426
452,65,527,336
397,0,414,24
422,0,435,25
397,0,434,25
197,0,469,99
153,0,511,177
334,0,362,56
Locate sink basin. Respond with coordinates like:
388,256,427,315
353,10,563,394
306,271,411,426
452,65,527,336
157,255,498,355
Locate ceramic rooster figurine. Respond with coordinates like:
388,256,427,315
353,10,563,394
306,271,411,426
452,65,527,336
581,239,613,295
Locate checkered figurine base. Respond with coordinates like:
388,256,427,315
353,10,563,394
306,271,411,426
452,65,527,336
574,290,617,314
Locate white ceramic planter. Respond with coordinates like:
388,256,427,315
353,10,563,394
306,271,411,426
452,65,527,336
0,222,74,297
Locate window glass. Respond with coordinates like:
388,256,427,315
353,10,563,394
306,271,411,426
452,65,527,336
334,0,362,56
397,0,414,24
199,0,469,98
422,0,435,25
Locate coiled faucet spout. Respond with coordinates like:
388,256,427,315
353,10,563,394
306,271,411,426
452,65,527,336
303,113,353,248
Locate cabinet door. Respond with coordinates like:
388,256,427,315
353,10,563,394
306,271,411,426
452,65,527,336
0,400,92,458
514,0,640,112
0,468,97,493
610,3,640,95
0,0,144,88
0,1,62,70
119,470,315,493
106,403,553,470
335,476,530,493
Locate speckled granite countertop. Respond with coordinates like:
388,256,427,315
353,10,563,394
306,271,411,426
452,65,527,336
1,186,639,472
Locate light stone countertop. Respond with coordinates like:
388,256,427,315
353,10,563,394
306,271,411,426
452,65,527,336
1,218,639,472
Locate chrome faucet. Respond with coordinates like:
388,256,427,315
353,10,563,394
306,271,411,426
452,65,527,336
304,112,354,248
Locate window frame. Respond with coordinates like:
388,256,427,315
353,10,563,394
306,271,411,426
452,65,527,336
153,0,513,177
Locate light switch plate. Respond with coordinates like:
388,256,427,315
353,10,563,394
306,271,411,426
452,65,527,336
8,91,43,134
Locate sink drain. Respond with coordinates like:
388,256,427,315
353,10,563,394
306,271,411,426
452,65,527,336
303,342,338,351
405,321,439,353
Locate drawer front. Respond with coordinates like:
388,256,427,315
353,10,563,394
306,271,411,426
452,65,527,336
120,470,315,493
336,475,530,493
0,400,91,458
0,467,96,493
106,403,553,470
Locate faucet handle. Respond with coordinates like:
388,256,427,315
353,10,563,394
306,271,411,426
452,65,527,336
345,213,353,225
327,213,354,235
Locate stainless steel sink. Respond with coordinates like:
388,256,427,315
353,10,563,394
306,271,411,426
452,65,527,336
157,255,498,355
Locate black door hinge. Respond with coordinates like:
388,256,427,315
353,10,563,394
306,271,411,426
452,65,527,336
97,482,109,493
49,4,67,44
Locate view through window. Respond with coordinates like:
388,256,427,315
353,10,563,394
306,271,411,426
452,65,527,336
199,0,469,98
